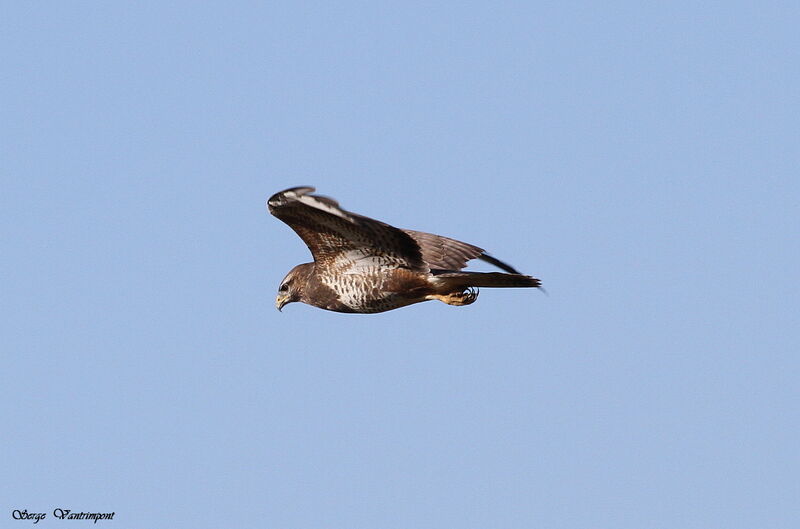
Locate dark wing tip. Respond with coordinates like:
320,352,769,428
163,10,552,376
478,253,521,274
267,186,354,224
267,186,316,209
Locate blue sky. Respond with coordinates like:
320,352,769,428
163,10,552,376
3,2,798,528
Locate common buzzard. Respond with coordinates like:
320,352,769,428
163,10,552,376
268,186,541,313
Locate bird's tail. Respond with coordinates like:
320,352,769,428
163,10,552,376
434,271,541,289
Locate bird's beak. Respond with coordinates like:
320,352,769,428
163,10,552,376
275,293,290,312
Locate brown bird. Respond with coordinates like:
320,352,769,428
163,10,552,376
268,187,541,313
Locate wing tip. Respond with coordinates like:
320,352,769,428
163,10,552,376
478,253,521,274
267,186,354,222
268,186,316,208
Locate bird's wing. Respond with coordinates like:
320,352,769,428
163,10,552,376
268,187,426,271
402,229,521,274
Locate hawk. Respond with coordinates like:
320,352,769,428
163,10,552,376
268,186,541,313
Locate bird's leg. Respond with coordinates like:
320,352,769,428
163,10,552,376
430,287,479,306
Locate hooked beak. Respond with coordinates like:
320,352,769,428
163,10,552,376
275,293,290,312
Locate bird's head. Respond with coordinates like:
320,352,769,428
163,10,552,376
275,263,313,311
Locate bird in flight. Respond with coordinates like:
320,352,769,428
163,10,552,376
268,187,541,313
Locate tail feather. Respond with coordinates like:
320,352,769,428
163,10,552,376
435,271,541,289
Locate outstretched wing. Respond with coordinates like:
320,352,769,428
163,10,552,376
268,187,426,271
402,230,521,274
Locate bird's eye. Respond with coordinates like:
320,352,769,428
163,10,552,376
279,283,289,292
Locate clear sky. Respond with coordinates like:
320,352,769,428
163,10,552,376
3,2,798,528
